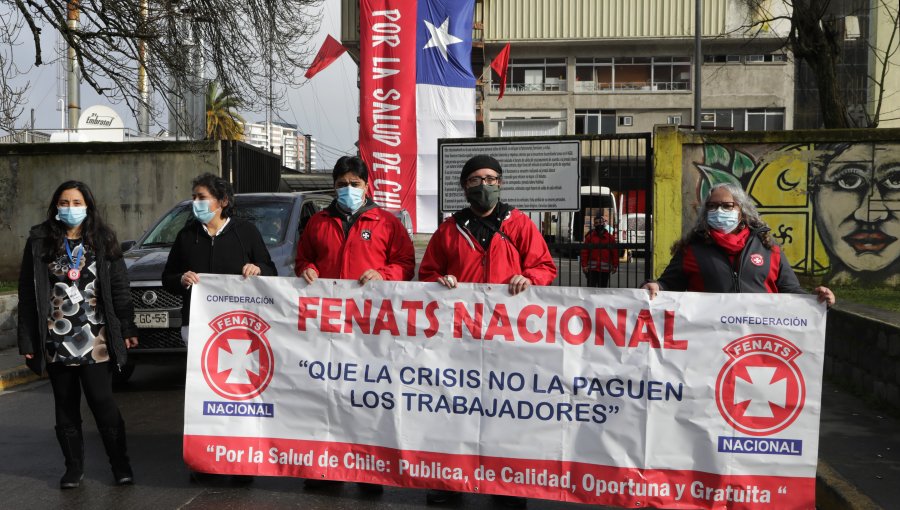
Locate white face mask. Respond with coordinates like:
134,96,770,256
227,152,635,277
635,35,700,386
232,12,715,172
707,209,741,233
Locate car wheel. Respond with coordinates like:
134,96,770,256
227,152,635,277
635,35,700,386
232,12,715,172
113,362,136,386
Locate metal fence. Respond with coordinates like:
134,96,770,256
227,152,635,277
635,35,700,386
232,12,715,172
221,140,282,193
521,133,654,289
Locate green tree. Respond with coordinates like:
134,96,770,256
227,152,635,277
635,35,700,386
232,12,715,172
206,81,244,141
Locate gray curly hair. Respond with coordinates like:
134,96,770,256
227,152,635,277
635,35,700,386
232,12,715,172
671,183,773,254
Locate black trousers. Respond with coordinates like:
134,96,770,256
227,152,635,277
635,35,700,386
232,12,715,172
586,271,611,288
47,362,122,430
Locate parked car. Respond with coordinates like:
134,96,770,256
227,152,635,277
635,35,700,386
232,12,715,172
119,192,333,382
392,208,414,240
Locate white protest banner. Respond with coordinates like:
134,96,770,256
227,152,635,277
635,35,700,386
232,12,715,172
184,275,826,509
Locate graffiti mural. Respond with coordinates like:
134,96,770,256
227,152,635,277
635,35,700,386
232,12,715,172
685,142,900,286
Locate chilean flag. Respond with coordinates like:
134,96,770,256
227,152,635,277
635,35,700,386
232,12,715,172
359,0,476,232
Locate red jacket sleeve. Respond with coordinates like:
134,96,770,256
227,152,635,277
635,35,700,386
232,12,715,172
418,222,449,282
580,230,596,269
375,216,416,281
515,217,557,286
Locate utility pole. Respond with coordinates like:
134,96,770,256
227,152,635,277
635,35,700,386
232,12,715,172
137,0,150,135
66,0,81,130
692,0,702,130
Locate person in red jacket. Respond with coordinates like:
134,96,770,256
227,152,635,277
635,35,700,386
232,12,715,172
418,154,556,506
580,214,619,288
295,156,415,285
419,154,557,294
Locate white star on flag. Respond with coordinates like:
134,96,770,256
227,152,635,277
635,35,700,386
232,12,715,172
423,17,463,61
218,339,260,385
734,366,787,418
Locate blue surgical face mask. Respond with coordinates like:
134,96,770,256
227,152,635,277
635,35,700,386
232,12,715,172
707,209,741,233
56,207,88,228
337,186,366,212
192,200,218,224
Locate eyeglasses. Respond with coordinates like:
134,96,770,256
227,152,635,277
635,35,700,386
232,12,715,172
335,180,365,189
705,201,737,212
465,175,500,187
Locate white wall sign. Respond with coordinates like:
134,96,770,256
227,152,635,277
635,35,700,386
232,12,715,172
438,140,581,213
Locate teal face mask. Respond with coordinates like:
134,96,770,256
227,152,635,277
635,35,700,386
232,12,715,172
707,209,740,233
337,186,365,212
192,200,218,224
56,207,88,227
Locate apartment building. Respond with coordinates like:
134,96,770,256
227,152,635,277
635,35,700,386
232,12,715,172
243,121,301,170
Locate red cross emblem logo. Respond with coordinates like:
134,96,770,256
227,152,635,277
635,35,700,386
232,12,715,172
715,334,806,436
201,311,274,401
750,253,764,266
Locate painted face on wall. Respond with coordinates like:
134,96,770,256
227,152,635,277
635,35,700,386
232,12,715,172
814,143,900,273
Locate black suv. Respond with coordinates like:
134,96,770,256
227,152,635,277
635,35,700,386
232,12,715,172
120,192,332,381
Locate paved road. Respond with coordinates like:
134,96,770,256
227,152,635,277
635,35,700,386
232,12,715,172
0,364,611,510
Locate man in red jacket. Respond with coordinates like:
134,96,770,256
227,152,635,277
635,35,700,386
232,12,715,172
418,154,555,505
580,214,619,288
295,156,413,494
295,156,415,284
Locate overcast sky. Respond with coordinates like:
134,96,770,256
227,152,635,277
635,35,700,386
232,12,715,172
6,0,358,169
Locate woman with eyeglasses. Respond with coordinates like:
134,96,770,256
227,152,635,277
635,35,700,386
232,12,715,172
294,155,415,287
419,154,557,297
641,183,835,306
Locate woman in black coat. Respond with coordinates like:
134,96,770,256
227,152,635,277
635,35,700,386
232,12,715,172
162,173,276,345
18,181,138,489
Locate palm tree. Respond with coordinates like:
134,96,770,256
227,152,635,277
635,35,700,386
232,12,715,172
206,81,245,141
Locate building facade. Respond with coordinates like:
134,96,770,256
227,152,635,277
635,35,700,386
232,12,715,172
476,0,794,137
341,0,796,137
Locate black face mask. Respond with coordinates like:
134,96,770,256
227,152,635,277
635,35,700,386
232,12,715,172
465,184,500,213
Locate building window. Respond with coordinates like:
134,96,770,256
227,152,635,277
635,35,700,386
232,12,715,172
575,56,690,92
618,116,633,126
703,55,742,63
706,53,787,64
667,115,682,125
700,108,785,131
575,110,616,134
490,57,567,93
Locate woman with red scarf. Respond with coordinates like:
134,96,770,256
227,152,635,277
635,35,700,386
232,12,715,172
642,183,835,306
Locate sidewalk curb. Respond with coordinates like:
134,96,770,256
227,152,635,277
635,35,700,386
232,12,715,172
0,363,42,391
816,460,883,510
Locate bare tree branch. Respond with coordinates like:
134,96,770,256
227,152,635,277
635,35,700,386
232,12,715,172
2,0,323,130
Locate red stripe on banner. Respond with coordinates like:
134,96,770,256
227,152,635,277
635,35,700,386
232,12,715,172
359,0,419,227
185,435,814,509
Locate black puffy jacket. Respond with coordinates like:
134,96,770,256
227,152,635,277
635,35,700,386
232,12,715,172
656,226,804,294
161,217,276,325
17,223,138,375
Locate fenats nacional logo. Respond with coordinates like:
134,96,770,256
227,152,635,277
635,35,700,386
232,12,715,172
715,334,806,436
202,311,274,401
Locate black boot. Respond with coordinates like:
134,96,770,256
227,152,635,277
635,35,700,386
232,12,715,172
55,425,84,489
99,419,133,485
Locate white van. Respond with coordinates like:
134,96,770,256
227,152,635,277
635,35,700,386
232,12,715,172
618,212,648,257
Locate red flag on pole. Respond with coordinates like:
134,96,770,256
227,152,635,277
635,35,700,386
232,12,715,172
490,43,511,100
305,35,348,79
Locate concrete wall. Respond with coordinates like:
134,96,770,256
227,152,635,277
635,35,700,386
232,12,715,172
652,126,900,287
0,140,220,280
826,306,900,411
0,293,16,350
